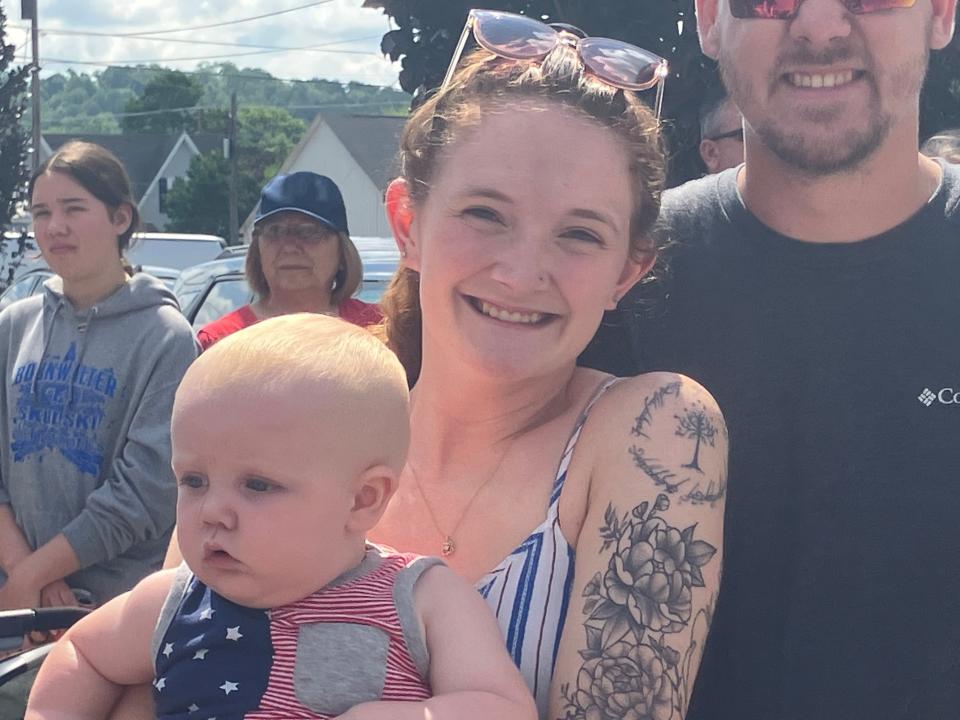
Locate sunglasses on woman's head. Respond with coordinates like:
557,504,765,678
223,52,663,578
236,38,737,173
730,0,916,20
441,9,669,118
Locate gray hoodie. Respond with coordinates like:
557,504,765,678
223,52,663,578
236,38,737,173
0,273,197,603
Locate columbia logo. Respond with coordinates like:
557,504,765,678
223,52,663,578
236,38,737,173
918,388,937,406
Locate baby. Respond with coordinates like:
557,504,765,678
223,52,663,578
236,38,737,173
26,314,535,720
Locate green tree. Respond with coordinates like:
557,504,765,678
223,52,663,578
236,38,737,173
164,106,307,238
0,3,29,226
121,69,204,134
36,63,411,135
364,0,960,185
237,106,308,180
164,151,255,237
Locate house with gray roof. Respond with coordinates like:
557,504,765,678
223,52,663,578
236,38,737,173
41,131,223,231
240,112,407,239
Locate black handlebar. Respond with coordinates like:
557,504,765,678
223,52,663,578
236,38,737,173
0,607,91,639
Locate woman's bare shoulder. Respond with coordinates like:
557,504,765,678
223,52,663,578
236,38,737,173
575,370,727,500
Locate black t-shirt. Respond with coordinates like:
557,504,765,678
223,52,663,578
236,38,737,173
582,162,960,720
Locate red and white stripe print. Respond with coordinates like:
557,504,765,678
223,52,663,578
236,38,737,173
247,553,431,719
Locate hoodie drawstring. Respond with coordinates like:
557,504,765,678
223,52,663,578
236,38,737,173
30,299,65,399
68,306,98,408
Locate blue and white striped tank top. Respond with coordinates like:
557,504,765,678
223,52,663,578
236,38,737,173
475,377,619,718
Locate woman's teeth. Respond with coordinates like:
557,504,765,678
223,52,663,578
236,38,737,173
479,300,543,325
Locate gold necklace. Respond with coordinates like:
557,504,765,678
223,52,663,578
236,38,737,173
407,444,514,557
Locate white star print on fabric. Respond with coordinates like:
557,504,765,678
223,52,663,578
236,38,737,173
187,703,199,713
193,648,209,660
220,680,239,695
153,677,166,691
225,626,242,641
199,607,215,620
162,643,174,658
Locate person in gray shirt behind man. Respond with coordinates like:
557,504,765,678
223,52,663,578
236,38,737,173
582,1,960,718
698,88,744,174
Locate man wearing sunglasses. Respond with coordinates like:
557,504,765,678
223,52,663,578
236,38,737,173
699,90,745,174
584,1,959,719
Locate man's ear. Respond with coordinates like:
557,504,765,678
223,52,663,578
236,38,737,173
695,0,722,59
700,139,720,174
607,252,656,311
346,465,399,534
929,0,957,50
385,178,421,272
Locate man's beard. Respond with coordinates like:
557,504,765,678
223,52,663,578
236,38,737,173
718,38,929,176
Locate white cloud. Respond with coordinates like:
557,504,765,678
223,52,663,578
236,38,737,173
8,0,401,87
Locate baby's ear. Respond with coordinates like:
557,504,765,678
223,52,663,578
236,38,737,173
346,465,399,533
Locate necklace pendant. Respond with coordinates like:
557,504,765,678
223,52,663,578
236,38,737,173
441,536,455,556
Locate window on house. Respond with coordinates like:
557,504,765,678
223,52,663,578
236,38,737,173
159,177,169,214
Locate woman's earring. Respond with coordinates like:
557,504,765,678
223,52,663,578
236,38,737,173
400,249,408,258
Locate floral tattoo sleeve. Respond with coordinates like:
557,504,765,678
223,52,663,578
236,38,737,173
559,382,723,720
559,495,717,720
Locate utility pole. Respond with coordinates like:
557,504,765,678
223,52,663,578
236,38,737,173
22,0,40,170
227,92,239,245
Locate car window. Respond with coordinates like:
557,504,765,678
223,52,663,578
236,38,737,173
0,274,40,311
128,239,225,271
357,279,389,304
1,233,41,288
192,278,253,329
175,287,203,316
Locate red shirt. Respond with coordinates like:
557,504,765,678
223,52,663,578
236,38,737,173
196,299,382,351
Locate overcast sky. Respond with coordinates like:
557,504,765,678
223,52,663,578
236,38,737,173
6,0,402,87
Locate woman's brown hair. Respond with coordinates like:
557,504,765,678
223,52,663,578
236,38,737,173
29,141,140,270
377,44,667,386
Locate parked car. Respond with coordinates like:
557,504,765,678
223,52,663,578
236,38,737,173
174,237,400,328
0,264,180,313
0,231,39,292
126,232,227,271
2,231,224,287
0,267,51,311
0,232,222,313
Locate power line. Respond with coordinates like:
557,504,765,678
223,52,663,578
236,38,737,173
122,0,336,36
99,1,337,38
12,26,380,54
112,100,407,119
41,44,373,65
34,99,408,128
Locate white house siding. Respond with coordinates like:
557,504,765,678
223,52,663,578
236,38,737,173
140,139,199,230
283,123,391,238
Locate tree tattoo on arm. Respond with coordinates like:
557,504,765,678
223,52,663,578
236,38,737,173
560,494,717,720
674,403,718,472
630,386,727,506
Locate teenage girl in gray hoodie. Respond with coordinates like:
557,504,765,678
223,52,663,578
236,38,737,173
0,141,197,618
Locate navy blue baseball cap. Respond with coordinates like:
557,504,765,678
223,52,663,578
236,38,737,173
255,171,349,234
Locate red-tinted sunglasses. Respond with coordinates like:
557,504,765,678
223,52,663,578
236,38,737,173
441,9,669,118
731,0,917,19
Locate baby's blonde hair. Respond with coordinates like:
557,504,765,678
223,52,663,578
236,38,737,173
180,314,410,472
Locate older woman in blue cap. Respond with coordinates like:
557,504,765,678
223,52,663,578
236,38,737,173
197,172,381,350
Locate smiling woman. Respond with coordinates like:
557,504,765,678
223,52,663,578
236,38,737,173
365,12,727,719
0,141,196,627
195,172,382,351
